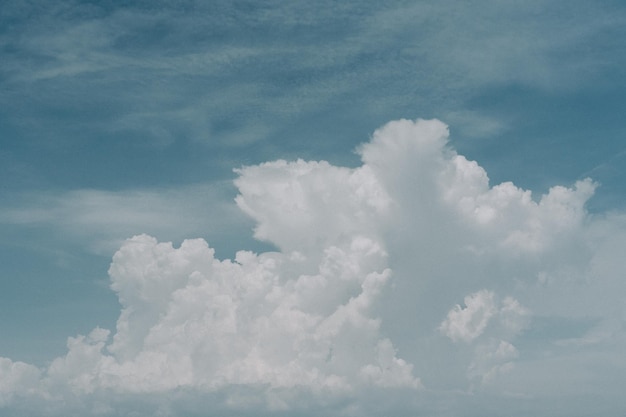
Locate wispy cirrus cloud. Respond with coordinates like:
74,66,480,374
4,0,624,154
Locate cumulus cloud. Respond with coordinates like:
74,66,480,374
2,118,624,416
439,290,498,343
440,291,530,344
439,290,530,387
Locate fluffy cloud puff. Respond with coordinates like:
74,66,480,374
1,119,623,416
439,290,530,386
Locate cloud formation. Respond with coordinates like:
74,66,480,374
1,118,625,416
0,183,251,256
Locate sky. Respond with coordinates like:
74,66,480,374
1,0,626,416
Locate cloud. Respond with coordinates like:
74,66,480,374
234,159,389,253
0,358,41,407
440,292,530,344
439,290,498,343
439,290,530,387
1,231,418,414
2,118,625,416
0,182,252,256
444,110,508,138
4,0,624,156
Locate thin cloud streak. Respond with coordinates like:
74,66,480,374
3,0,624,152
0,182,252,256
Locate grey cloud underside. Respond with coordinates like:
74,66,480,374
2,119,625,416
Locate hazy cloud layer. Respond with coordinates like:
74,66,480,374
1,118,625,416
0,182,256,257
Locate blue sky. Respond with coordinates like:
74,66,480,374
1,1,626,416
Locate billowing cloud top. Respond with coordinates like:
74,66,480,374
2,119,625,416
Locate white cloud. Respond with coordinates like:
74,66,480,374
445,110,508,138
2,118,625,416
439,290,530,387
0,182,251,256
3,230,418,412
99,229,418,394
234,159,389,253
439,290,498,343
0,358,41,407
